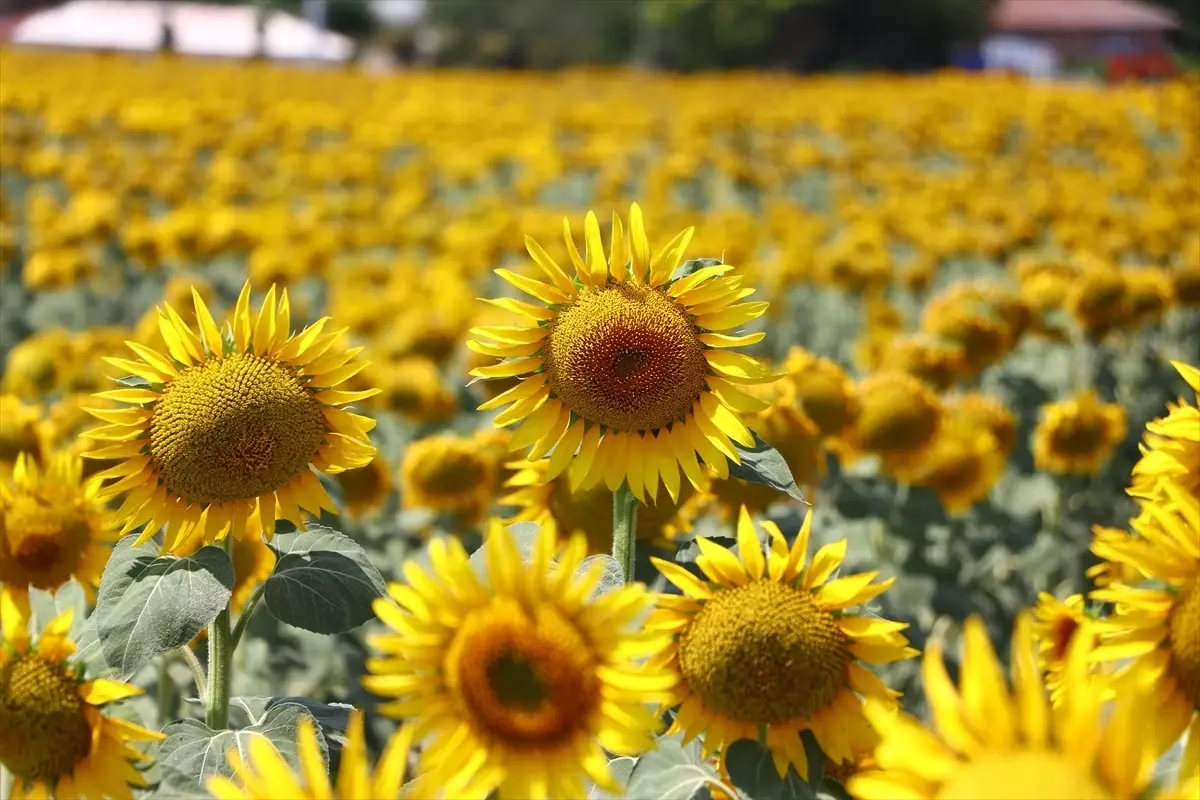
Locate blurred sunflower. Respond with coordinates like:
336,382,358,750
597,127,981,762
647,508,916,779
943,392,1017,456
876,334,968,392
1033,389,1127,476
849,371,942,469
1065,261,1127,341
333,456,394,519
362,520,674,799
1090,483,1200,769
400,434,495,524
907,419,1005,515
503,458,702,552
1030,592,1100,705
1087,524,1151,589
470,203,776,503
0,452,117,612
0,394,46,469
1130,361,1200,503
783,348,858,440
2,329,70,399
848,613,1159,800
85,282,378,552
208,710,415,800
921,296,1014,378
371,357,458,425
0,595,166,799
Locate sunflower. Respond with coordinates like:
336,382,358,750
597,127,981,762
371,357,458,425
848,371,943,471
1030,592,1102,705
709,377,825,516
502,457,703,553
362,518,674,799
876,334,968,392
944,392,1017,456
0,451,118,612
0,592,166,799
1130,361,1199,503
207,710,415,800
469,203,777,503
920,298,1014,378
906,418,1005,515
0,394,46,470
1090,482,1200,770
847,613,1161,800
84,282,378,553
647,507,917,780
783,348,859,440
400,434,495,524
1065,261,1127,341
1032,389,1127,476
334,456,394,518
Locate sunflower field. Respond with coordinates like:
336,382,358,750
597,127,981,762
1,46,1199,800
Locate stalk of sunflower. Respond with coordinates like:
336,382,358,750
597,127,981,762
361,518,676,799
468,204,777,582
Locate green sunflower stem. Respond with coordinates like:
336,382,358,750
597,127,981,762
206,537,233,731
612,483,639,583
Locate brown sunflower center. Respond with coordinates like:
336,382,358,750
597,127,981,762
856,389,940,455
412,449,490,498
335,462,387,504
447,603,601,749
0,655,92,784
934,751,1111,800
545,283,707,432
1049,615,1081,662
678,580,851,724
1167,580,1200,710
148,353,326,505
0,494,92,590
795,379,855,437
1048,414,1108,457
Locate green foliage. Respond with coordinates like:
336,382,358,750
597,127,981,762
730,434,810,505
158,703,327,796
263,527,387,635
622,733,733,799
93,537,234,678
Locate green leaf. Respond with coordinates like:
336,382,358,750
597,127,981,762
624,733,734,800
729,433,809,504
724,738,818,800
226,696,355,732
158,703,326,796
93,536,233,679
263,527,387,635
116,374,152,388
575,554,625,601
467,520,541,577
590,756,637,800
671,257,723,282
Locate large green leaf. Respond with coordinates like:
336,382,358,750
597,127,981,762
263,527,387,634
724,738,818,800
158,703,325,796
729,433,809,504
623,733,734,800
93,536,234,679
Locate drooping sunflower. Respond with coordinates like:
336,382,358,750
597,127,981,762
334,455,394,518
1030,592,1100,705
647,507,917,780
502,457,704,553
207,710,416,800
1129,360,1199,503
0,592,166,799
0,451,118,612
469,203,777,503
848,613,1161,800
1033,389,1127,476
362,519,675,799
1090,482,1200,769
400,434,496,524
84,282,378,553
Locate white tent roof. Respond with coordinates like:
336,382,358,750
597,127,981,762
11,0,354,61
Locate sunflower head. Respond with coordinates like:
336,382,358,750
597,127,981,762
0,451,117,607
903,417,1005,514
1065,261,1127,340
876,333,969,392
848,371,942,465
85,281,379,552
3,329,70,399
1033,389,1127,476
783,348,859,439
648,507,916,781
362,519,675,799
1116,266,1174,328
849,612,1161,800
1129,360,1200,504
944,392,1018,456
0,394,46,469
1014,256,1077,312
0,592,165,798
503,457,705,553
333,455,394,518
470,203,778,503
401,434,496,524
375,356,458,424
920,286,1020,376
1030,592,1100,705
